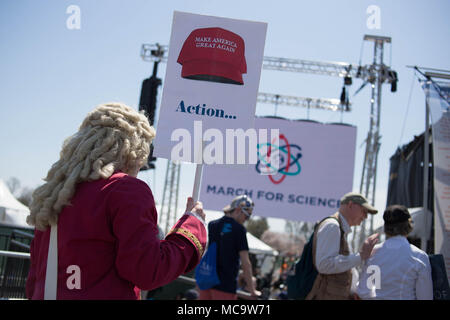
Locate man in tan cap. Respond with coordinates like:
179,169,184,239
306,192,379,300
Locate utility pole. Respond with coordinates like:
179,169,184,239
160,161,181,234
139,44,164,170
356,35,394,249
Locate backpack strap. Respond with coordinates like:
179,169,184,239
207,216,227,250
311,213,344,269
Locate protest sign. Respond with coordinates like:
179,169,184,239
425,82,450,286
200,117,357,222
153,11,267,164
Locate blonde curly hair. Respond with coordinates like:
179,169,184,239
27,102,156,231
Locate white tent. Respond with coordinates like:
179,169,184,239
407,207,432,240
204,210,278,256
0,179,32,229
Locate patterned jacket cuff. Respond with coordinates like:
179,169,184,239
166,214,207,271
184,211,207,229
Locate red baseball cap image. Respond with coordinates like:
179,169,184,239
177,27,247,85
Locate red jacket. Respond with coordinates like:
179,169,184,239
26,172,206,299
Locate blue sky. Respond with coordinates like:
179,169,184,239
1,0,449,231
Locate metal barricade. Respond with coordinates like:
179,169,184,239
0,229,34,299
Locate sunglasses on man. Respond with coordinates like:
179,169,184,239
241,207,252,220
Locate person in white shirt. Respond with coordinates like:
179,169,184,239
357,205,433,300
307,192,379,300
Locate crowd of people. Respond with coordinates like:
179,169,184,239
174,194,433,300
25,102,439,300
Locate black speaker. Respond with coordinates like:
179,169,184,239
139,74,161,171
140,144,157,171
139,76,161,126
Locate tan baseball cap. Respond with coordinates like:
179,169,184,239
340,192,378,214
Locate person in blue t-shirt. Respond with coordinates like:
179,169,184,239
198,195,261,300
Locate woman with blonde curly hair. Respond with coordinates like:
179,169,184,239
26,102,207,300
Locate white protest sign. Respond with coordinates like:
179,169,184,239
425,82,450,285
153,11,267,164
199,117,357,222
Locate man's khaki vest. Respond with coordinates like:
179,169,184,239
306,212,352,300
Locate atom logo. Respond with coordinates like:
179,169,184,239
255,133,302,184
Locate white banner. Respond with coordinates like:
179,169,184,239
153,11,267,163
426,82,450,285
199,117,357,222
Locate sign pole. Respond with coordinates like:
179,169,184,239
192,139,205,202
192,163,204,202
